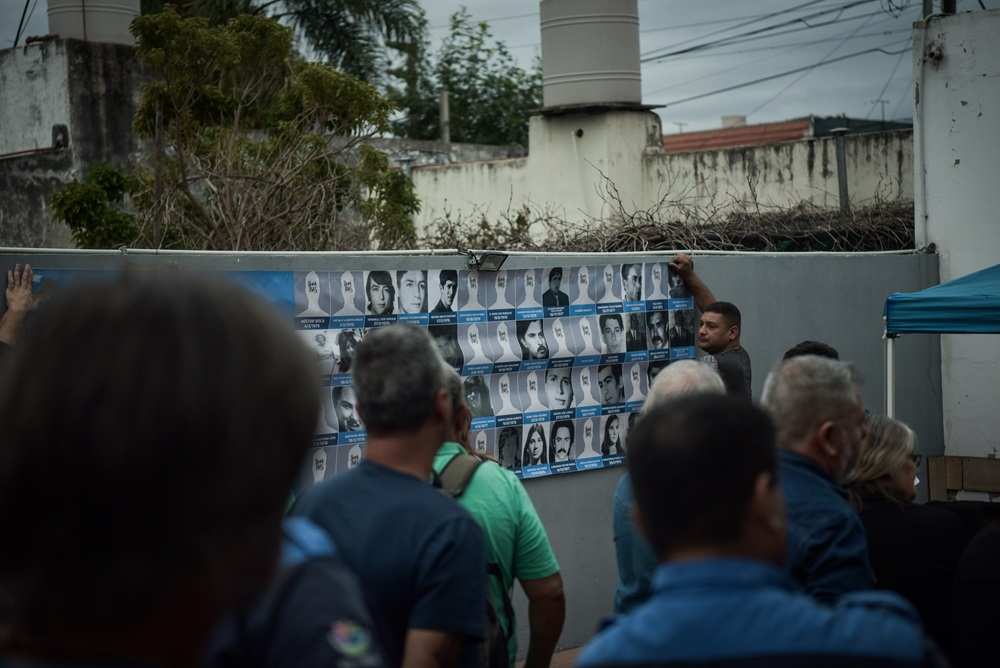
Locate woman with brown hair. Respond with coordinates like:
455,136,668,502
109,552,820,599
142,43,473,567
846,415,964,659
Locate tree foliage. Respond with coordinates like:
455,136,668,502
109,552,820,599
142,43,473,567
50,165,140,249
389,8,542,146
142,0,424,86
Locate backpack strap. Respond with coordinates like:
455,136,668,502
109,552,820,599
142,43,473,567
487,562,516,637
437,452,485,499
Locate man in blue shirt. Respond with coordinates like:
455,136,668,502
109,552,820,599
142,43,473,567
295,325,486,668
613,360,725,614
761,354,875,603
580,395,941,668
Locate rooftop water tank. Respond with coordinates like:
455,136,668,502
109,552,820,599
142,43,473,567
48,0,140,46
540,0,641,109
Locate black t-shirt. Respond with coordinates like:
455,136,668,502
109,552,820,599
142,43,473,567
294,460,486,667
714,347,752,401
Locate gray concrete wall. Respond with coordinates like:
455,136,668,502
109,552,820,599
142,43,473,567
0,39,141,248
0,248,941,656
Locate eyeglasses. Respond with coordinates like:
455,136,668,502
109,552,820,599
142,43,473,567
911,454,923,467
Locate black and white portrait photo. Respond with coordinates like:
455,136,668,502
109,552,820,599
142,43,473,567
646,360,669,387
667,263,689,298
549,420,575,464
429,269,458,314
599,313,626,354
335,329,363,374
429,324,464,370
365,270,396,316
522,423,548,467
574,316,602,356
598,364,625,405
544,317,572,358
332,386,364,432
517,319,550,360
669,309,697,347
497,426,522,470
625,312,647,351
621,263,643,302
601,413,626,457
646,310,668,350
624,362,646,403
542,267,569,308
395,269,427,314
543,367,574,411
522,370,549,413
464,375,494,419
298,329,337,375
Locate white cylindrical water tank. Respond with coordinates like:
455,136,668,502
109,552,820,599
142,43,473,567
48,0,140,46
540,0,641,108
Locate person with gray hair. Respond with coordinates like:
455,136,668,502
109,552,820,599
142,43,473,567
294,325,487,668
613,360,726,613
760,354,874,603
642,360,726,413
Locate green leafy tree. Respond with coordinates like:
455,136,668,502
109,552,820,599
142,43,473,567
123,9,418,250
143,0,423,86
51,164,140,249
390,8,542,146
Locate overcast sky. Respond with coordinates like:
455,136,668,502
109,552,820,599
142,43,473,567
5,0,923,132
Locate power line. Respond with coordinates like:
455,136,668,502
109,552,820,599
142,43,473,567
11,0,31,48
663,26,911,62
641,0,881,62
747,10,879,117
641,0,833,59
429,11,537,31
866,47,908,118
649,41,911,109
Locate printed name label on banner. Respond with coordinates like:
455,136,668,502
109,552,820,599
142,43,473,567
457,310,487,324
296,316,329,330
575,456,603,471
488,309,515,322
671,347,697,361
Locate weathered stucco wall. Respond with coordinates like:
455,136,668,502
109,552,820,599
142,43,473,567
0,40,72,156
914,9,1000,457
642,130,912,211
0,39,141,248
411,110,913,238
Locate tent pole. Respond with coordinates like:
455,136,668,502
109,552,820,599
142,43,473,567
885,331,896,418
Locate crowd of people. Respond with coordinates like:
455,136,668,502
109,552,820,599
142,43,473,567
0,256,997,668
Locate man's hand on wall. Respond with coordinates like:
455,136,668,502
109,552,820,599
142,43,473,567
670,254,694,279
6,264,35,313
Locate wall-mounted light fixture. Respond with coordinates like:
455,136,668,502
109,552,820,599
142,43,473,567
458,249,509,272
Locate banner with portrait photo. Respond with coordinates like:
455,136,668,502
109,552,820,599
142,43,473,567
27,261,698,493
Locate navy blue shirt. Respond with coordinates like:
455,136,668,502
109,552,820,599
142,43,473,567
579,558,934,668
780,450,875,603
612,473,657,614
294,460,486,667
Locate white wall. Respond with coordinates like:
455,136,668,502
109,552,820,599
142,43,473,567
0,41,71,156
914,9,1000,457
642,130,911,212
412,112,912,237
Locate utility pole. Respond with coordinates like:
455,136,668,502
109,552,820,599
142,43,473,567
673,121,687,133
871,98,889,128
439,90,451,145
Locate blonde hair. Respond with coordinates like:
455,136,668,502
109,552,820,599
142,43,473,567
845,415,916,508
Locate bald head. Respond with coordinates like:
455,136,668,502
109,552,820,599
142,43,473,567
642,360,725,413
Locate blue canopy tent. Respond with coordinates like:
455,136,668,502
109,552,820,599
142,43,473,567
883,263,1000,416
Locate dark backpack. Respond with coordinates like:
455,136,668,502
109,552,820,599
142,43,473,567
435,452,516,668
